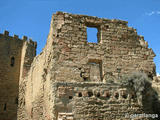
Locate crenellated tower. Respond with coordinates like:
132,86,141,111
0,30,36,120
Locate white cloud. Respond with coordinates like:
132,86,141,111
157,11,160,14
157,73,160,76
145,11,160,16
146,11,155,16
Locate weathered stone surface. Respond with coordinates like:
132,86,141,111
152,76,160,100
0,11,158,120
0,32,36,120
17,12,156,120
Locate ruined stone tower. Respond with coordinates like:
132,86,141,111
0,12,157,120
17,12,156,120
0,31,36,120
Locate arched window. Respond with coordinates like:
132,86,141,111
88,91,93,97
78,92,82,97
10,57,15,67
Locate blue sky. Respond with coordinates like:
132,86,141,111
0,0,160,74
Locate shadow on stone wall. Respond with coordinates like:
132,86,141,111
142,85,160,120
120,72,160,120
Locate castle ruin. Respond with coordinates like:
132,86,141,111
0,12,159,120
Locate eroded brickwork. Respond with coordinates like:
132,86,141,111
17,12,156,120
48,11,156,82
54,82,148,120
0,31,36,120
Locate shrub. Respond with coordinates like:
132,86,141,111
120,72,151,105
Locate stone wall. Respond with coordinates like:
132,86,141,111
17,11,156,120
54,82,148,120
0,31,36,120
18,38,37,120
152,76,160,100
49,11,156,83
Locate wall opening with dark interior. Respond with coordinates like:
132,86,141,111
96,92,101,97
15,97,18,104
10,57,15,67
78,92,82,97
4,103,7,111
69,96,73,99
88,91,93,97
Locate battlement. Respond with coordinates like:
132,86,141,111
0,29,37,120
0,30,37,48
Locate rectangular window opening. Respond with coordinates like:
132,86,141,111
87,27,98,43
4,103,7,111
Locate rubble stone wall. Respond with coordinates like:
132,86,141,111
18,39,37,120
49,12,156,83
17,12,156,120
54,82,147,120
152,76,160,100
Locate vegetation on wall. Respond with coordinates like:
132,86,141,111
120,72,151,105
120,72,160,118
